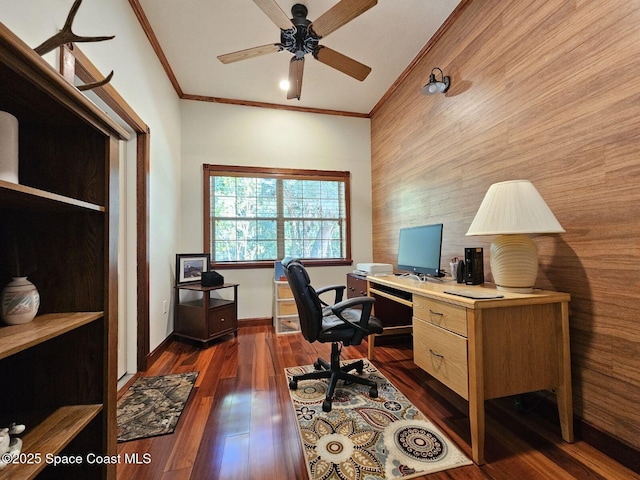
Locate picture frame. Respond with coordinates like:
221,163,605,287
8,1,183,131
175,253,210,285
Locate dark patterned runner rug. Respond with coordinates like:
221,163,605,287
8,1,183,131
285,361,472,480
117,372,198,442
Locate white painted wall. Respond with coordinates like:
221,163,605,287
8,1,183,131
180,100,373,319
0,0,182,353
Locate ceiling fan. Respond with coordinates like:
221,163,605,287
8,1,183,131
217,0,377,100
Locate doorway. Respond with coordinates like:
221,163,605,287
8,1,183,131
60,44,152,379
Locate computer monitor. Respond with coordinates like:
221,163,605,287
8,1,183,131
396,223,444,277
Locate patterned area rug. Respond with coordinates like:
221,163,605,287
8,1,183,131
285,361,472,480
117,372,198,442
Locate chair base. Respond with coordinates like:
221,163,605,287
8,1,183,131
288,342,378,412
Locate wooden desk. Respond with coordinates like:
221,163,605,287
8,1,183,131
367,275,573,465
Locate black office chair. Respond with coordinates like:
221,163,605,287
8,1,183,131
282,258,383,412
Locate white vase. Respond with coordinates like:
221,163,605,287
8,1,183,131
0,277,40,325
0,111,19,183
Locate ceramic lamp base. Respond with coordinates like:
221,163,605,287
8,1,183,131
490,234,538,293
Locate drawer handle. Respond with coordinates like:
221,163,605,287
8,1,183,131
360,291,367,296
220,318,225,322
429,309,444,324
429,349,444,359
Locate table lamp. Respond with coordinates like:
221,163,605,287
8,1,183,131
466,180,565,293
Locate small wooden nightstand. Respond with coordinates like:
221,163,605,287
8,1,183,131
174,283,238,344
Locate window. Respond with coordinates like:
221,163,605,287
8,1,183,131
203,165,351,268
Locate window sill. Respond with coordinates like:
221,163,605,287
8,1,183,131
211,259,353,269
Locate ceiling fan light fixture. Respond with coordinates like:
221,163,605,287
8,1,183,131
279,79,290,91
218,0,377,101
421,67,450,95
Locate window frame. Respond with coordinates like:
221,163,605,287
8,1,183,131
203,164,352,269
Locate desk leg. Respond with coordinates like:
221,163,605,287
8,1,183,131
556,301,574,442
367,334,375,360
467,309,485,465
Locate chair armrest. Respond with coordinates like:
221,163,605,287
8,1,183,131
316,284,346,306
328,297,377,334
331,296,374,313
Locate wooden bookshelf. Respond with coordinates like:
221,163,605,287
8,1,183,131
0,21,126,479
0,312,103,360
9,405,102,480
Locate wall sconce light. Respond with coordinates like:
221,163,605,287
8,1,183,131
421,67,450,95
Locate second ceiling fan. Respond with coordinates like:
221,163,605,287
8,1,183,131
218,0,377,100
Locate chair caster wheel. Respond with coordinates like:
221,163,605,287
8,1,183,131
369,387,378,398
313,360,322,370
322,400,332,412
289,380,298,390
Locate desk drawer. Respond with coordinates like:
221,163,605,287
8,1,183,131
413,296,467,337
413,317,468,399
347,273,368,298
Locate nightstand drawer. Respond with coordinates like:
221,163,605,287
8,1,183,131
413,317,468,399
413,295,467,337
208,304,236,337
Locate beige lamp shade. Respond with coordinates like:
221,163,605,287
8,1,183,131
466,180,564,292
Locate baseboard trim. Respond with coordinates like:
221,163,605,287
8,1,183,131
578,420,640,474
239,317,271,327
523,392,640,474
117,373,140,398
145,332,175,370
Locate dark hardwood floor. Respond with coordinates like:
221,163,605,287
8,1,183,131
117,322,640,480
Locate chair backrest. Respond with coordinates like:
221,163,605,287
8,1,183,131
282,258,324,343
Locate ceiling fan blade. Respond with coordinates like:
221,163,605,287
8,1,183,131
253,0,294,30
314,46,371,81
311,0,377,38
217,44,282,64
287,57,304,100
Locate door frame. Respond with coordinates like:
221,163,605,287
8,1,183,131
61,44,151,371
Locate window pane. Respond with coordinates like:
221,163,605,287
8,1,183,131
321,199,339,217
283,179,302,198
284,199,302,218
257,241,277,260
236,195,256,218
303,180,321,198
302,198,320,218
257,220,277,239
215,197,236,217
257,177,277,196
214,176,236,196
215,241,236,261
257,198,277,217
322,181,339,198
215,220,236,240
237,177,257,197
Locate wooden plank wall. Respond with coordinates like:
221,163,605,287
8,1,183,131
370,0,640,451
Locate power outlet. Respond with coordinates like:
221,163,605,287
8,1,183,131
162,300,168,314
